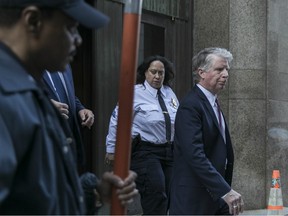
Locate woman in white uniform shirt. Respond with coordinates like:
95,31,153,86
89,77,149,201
105,55,179,215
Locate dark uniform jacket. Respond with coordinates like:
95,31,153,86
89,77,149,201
169,85,234,215
0,42,85,214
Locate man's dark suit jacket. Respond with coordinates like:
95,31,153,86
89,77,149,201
42,65,85,165
169,85,234,215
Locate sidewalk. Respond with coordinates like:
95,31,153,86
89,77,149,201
243,207,288,215
99,206,288,215
99,199,288,215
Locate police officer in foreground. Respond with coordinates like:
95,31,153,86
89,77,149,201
0,0,138,214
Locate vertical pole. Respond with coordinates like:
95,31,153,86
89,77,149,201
111,0,143,215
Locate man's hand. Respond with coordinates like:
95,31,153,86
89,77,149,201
78,109,94,129
50,99,69,119
98,171,138,206
223,189,244,215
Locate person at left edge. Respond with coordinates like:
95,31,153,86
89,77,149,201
0,0,138,214
43,64,94,166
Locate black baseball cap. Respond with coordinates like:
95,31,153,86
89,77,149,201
0,0,110,29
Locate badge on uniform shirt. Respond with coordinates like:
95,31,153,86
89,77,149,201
171,98,178,109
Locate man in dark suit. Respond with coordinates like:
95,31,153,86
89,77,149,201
169,47,244,215
43,64,94,166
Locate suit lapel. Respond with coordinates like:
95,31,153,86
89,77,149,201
62,69,76,114
42,71,59,101
195,86,219,129
195,85,226,142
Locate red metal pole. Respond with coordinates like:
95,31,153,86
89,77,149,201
111,0,142,215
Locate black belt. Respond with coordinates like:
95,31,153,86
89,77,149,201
140,141,173,147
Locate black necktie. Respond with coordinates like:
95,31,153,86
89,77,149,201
158,90,171,143
50,72,69,106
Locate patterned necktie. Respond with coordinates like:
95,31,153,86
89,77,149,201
215,98,226,142
158,90,171,143
215,98,222,129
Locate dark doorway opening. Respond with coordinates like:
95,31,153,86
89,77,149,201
139,23,165,63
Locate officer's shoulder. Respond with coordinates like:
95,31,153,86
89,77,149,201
135,84,145,90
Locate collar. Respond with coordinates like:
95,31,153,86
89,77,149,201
197,84,218,107
0,42,38,93
144,80,158,98
144,80,167,98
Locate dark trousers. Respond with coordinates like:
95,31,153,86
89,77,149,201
131,141,173,215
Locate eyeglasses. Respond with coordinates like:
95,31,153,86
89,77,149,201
149,69,165,76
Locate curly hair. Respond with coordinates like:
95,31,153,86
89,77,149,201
136,55,175,87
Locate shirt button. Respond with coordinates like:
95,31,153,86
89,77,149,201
63,146,69,154
66,137,73,144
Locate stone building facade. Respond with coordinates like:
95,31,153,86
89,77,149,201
194,0,288,210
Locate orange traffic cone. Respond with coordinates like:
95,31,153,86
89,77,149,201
267,170,283,215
